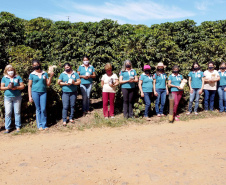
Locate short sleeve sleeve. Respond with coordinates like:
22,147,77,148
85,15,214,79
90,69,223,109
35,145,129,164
92,66,95,73
201,72,204,77
1,77,6,83
153,73,156,79
203,71,207,77
181,75,183,80
75,73,80,79
18,76,23,83
59,73,63,80
45,73,49,79
168,75,171,81
113,74,118,80
188,72,191,77
119,71,123,76
101,74,105,81
139,75,144,81
77,66,81,72
29,74,33,80
216,71,220,77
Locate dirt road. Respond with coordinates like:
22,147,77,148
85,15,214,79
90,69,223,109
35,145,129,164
0,116,225,185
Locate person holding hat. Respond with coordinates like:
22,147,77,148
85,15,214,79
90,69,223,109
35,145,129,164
138,65,153,120
58,63,81,126
153,62,168,117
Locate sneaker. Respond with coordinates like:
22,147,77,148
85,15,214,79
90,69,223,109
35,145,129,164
157,114,161,117
16,128,20,133
194,112,198,115
161,114,166,117
176,115,180,118
105,117,108,119
44,127,49,130
186,112,191,115
39,127,43,131
110,116,115,119
70,119,74,123
175,117,180,121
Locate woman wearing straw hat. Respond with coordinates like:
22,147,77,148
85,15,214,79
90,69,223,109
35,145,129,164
138,65,153,120
153,62,168,117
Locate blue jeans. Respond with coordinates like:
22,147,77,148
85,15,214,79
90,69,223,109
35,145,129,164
62,92,77,122
4,95,22,130
188,88,201,112
155,89,166,114
218,86,226,112
144,92,151,117
80,84,92,112
204,89,216,111
32,91,47,129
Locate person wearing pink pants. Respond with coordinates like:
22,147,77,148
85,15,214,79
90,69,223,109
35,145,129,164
168,65,184,121
101,63,119,119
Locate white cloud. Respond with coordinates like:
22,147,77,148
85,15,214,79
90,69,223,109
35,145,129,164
195,1,211,10
48,0,195,23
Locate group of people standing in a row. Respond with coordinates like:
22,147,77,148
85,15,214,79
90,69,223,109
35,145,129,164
1,57,226,133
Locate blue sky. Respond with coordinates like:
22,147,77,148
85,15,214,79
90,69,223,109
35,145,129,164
0,0,225,25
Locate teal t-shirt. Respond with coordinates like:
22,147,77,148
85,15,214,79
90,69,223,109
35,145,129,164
139,73,153,92
120,69,137,89
77,65,95,84
188,71,204,89
153,73,167,89
218,71,226,86
1,75,23,97
168,74,183,92
29,71,49,92
59,71,80,92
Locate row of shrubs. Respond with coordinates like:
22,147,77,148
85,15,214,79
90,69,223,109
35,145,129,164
0,12,225,123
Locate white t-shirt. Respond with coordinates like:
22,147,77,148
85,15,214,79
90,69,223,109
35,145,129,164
203,70,219,90
101,73,118,93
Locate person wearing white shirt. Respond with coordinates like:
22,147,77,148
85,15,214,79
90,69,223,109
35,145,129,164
203,61,220,111
101,63,119,119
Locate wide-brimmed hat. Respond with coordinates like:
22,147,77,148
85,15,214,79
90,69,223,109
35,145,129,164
155,62,166,69
144,65,151,70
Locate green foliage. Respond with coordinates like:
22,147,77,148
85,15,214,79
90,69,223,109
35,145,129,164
0,11,226,121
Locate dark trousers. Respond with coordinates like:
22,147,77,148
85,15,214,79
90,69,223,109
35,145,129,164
122,88,134,118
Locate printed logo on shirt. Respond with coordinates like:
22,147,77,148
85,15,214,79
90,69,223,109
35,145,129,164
72,75,75,78
139,76,141,79
43,75,46,79
131,71,134,76
14,79,18,83
89,69,92,72
198,74,201,78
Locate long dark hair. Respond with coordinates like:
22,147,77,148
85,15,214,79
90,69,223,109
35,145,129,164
191,62,200,71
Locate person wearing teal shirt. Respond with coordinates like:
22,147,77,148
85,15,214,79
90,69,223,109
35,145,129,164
28,59,54,130
218,62,226,112
119,60,138,118
1,65,25,133
77,56,96,116
187,62,204,115
168,65,184,121
153,62,169,117
58,63,81,126
138,65,153,120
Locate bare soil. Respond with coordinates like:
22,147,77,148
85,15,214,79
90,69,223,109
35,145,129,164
0,116,225,185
